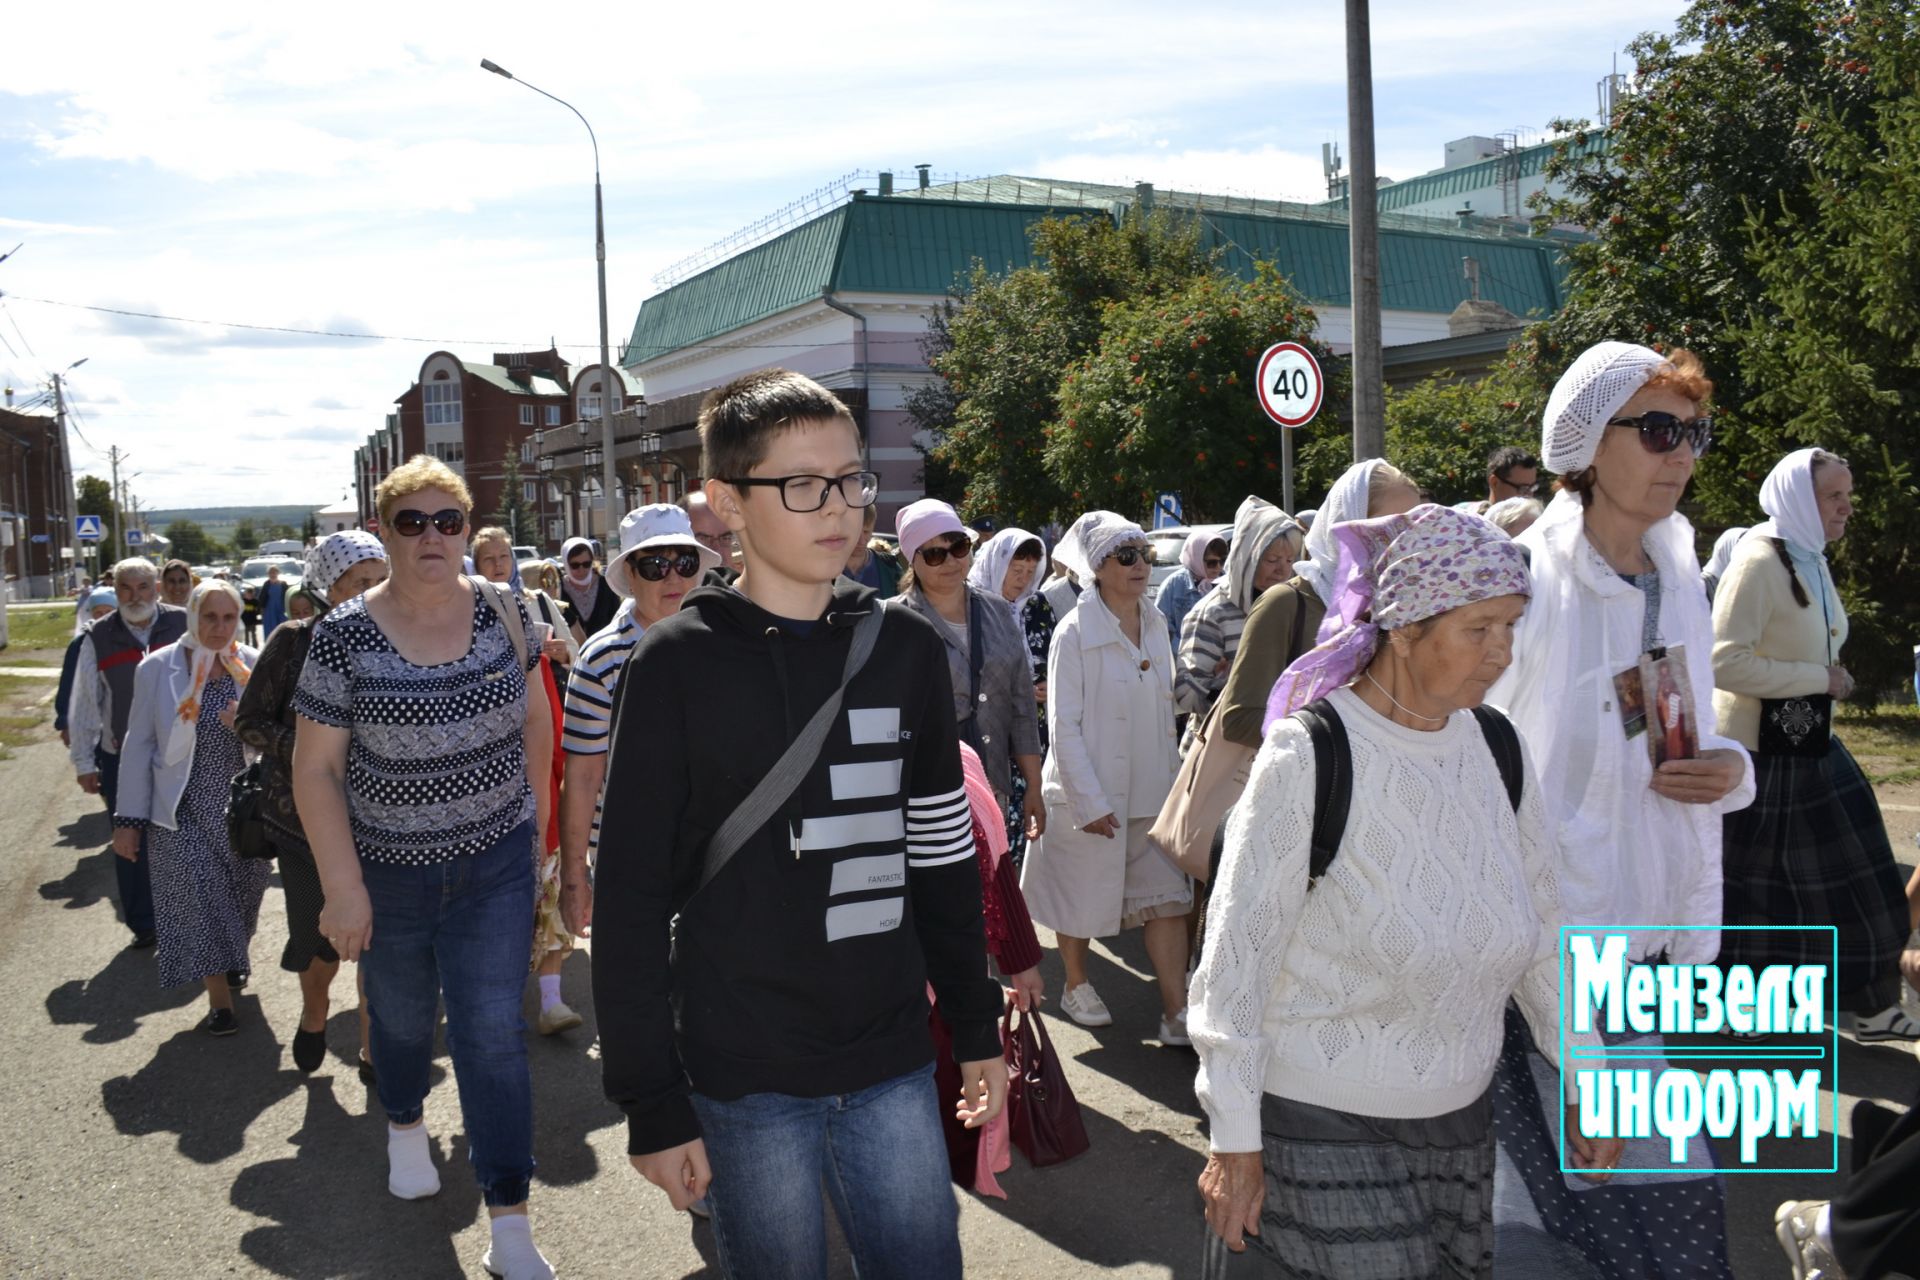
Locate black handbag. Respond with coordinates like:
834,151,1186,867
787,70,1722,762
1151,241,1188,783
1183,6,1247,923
1758,694,1832,757
226,761,276,861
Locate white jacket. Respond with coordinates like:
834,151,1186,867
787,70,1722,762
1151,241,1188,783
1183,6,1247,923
114,641,258,831
1488,491,1754,965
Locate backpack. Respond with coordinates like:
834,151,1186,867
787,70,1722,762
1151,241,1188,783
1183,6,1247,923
1292,697,1524,884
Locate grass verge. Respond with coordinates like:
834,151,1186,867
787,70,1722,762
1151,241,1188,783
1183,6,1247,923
0,673,49,762
4,605,75,654
1838,703,1920,785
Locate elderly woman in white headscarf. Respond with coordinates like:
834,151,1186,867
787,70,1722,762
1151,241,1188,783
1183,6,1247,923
970,527,1055,858
1713,448,1919,1041
1217,461,1420,748
1174,497,1301,728
1155,527,1228,648
1486,341,1754,1279
112,580,264,1035
235,530,388,1071
1020,511,1192,1042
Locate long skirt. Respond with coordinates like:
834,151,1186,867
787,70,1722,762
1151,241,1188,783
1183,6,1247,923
1492,1006,1733,1280
1201,1089,1496,1280
149,735,271,988
1720,737,1909,1013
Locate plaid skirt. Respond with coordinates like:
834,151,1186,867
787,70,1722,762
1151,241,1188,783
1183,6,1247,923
1200,1089,1496,1280
1720,737,1909,1012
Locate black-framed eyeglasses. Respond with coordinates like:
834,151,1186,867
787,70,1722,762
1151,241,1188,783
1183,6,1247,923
1109,544,1155,567
918,537,973,567
391,508,467,537
694,530,735,550
630,550,703,582
721,470,880,513
1607,412,1714,458
1494,470,1543,496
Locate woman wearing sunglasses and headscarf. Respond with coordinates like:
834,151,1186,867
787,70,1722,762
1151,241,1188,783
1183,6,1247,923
896,500,1045,847
291,455,558,1279
1487,342,1754,1279
111,579,262,1034
557,535,622,639
1713,449,1920,1043
1020,511,1191,1043
235,530,388,1074
554,504,721,1023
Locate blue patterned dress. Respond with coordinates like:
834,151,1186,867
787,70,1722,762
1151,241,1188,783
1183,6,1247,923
148,672,271,988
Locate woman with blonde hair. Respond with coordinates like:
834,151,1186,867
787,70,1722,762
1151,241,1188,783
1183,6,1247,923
112,579,263,1034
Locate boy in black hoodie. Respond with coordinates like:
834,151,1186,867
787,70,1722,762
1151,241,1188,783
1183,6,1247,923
593,370,1006,1279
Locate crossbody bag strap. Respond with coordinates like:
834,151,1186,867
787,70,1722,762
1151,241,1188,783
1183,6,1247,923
967,593,985,711
475,578,529,673
1292,697,1351,883
1286,586,1309,664
1468,704,1525,813
698,601,889,890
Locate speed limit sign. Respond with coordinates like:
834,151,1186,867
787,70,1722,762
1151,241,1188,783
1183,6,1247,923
1256,342,1324,429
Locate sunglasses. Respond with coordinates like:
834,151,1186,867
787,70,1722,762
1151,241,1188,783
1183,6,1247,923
1203,556,1225,570
567,557,594,569
918,538,973,567
1607,412,1714,457
629,550,703,582
391,508,467,537
1494,472,1543,496
1109,545,1154,567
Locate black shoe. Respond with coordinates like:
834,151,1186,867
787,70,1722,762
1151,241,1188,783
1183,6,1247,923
226,970,249,991
205,1008,238,1037
127,931,157,950
357,1052,376,1085
291,1027,327,1073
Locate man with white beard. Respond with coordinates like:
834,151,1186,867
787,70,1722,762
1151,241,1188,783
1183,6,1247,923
69,557,189,948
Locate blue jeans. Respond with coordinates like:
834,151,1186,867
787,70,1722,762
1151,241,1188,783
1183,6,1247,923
691,1062,962,1280
95,749,154,936
360,819,536,1207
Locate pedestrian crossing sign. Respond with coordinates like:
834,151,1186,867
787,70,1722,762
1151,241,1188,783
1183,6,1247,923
75,514,103,541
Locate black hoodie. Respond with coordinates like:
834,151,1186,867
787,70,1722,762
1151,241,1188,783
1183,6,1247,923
592,577,1004,1156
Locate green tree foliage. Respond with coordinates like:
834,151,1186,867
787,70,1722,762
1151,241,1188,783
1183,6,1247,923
1378,352,1547,506
1529,0,1920,698
163,520,214,563
76,475,116,524
231,518,258,552
493,450,539,546
1050,265,1337,521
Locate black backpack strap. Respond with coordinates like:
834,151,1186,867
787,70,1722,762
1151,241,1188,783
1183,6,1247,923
1291,697,1351,882
1469,704,1525,813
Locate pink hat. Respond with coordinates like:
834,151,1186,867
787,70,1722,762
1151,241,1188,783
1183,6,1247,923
895,498,966,564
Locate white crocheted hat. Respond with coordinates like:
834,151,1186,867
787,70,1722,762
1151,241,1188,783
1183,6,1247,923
1542,341,1670,474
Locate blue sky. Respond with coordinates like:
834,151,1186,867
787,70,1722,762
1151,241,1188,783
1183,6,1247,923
0,1,1684,510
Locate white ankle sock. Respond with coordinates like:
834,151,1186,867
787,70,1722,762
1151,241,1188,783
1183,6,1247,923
538,975,563,1012
484,1214,554,1280
387,1123,441,1200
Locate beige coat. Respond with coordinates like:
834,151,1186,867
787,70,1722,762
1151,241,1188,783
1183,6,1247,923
1711,536,1845,751
1020,586,1185,937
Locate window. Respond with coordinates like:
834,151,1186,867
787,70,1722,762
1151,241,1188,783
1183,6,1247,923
523,480,538,502
429,441,464,465
520,405,534,426
579,395,601,420
519,440,535,464
424,381,462,426
546,406,561,426
610,394,623,413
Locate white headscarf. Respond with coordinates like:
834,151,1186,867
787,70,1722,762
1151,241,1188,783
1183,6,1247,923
1052,511,1146,582
1218,496,1300,616
968,528,1047,616
1294,459,1388,603
1750,448,1831,559
1179,528,1217,581
305,530,387,597
167,580,251,765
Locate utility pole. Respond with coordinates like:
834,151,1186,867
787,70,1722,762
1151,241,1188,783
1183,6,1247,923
107,445,125,563
53,370,81,588
1345,0,1386,461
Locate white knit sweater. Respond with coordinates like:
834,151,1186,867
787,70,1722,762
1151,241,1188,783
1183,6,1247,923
1190,686,1588,1154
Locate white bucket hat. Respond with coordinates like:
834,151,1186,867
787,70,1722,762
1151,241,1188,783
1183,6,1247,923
1541,341,1673,474
604,504,720,598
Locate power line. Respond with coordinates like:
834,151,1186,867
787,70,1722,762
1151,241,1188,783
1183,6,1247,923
5,294,586,350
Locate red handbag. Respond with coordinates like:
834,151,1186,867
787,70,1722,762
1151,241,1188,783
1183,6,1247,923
1005,1005,1091,1168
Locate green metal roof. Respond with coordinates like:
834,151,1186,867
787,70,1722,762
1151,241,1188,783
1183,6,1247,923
462,363,569,398
1318,132,1609,215
626,178,1577,363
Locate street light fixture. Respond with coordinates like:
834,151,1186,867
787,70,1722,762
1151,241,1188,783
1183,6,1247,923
481,57,619,548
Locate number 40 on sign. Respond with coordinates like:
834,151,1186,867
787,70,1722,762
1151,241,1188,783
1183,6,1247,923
1255,342,1324,429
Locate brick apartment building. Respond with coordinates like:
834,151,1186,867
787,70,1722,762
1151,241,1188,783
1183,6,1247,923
0,405,78,598
355,348,575,528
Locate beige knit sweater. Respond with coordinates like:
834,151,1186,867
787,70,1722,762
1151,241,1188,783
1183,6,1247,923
1710,536,1845,751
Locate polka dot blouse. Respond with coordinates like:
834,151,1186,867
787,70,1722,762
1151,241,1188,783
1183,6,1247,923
294,586,538,866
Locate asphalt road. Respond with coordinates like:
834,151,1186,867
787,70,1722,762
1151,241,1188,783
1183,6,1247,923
0,727,1911,1279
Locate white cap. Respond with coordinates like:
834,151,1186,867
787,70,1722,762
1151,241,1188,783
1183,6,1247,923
1542,341,1671,474
604,504,719,598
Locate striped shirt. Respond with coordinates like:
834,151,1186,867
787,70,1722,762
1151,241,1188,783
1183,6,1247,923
562,601,641,756
1174,589,1249,718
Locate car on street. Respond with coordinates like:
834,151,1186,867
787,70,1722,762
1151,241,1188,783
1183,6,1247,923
1144,523,1231,593
239,555,303,595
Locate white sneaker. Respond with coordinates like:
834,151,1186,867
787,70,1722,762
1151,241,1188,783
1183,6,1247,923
1851,1004,1920,1042
1059,983,1113,1027
537,1002,583,1035
482,1228,555,1280
1158,1008,1192,1047
1773,1200,1841,1280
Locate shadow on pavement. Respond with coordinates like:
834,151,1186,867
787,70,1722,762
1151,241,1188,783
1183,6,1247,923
45,944,201,1043
99,992,304,1163
39,835,117,916
232,1077,481,1279
527,948,620,1188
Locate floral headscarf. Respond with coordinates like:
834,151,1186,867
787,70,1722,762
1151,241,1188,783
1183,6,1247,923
1264,504,1530,732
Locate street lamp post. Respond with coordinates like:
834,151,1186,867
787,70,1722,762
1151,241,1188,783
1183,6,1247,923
481,57,619,547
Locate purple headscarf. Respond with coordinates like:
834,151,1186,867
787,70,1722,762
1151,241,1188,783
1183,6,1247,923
1263,503,1531,733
